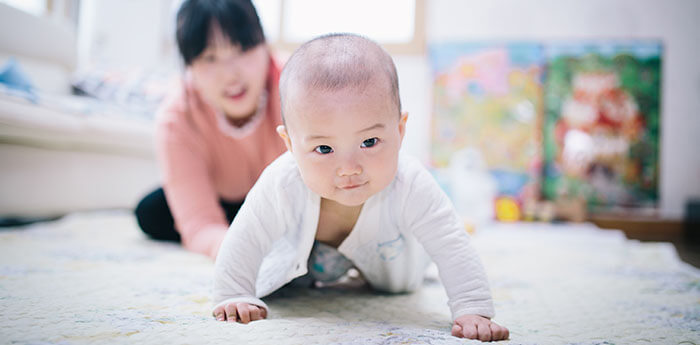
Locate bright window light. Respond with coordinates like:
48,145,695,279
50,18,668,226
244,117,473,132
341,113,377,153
0,0,46,16
282,0,415,44
253,0,281,42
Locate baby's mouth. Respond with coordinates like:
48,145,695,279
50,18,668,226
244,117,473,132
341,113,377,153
339,182,367,190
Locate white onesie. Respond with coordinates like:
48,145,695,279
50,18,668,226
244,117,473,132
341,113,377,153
213,151,495,320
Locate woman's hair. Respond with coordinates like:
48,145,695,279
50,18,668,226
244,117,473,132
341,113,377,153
175,0,265,65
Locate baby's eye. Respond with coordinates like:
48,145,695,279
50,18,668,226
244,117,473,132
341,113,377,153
314,145,333,154
361,138,379,148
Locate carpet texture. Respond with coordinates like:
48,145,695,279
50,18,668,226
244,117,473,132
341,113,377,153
1,211,699,344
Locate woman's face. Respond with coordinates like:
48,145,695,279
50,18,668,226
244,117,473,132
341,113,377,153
189,23,269,120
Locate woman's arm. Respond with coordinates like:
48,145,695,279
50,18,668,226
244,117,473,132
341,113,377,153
156,103,229,259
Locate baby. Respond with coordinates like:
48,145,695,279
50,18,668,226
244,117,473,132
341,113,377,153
212,33,509,341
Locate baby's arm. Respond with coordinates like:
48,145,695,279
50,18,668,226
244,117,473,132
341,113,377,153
414,214,508,340
212,165,287,323
404,165,508,340
212,206,273,323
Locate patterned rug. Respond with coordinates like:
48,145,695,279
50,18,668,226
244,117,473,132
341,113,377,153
1,211,698,344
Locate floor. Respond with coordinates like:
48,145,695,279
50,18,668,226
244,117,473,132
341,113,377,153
2,212,699,344
671,238,700,268
4,215,699,268
591,217,700,268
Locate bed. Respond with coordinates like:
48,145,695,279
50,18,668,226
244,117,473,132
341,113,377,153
1,211,698,344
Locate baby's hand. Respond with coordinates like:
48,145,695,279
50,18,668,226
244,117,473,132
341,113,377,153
452,314,509,341
212,302,267,324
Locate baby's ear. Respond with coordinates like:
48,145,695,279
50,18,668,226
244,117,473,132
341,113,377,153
399,112,408,141
276,125,293,152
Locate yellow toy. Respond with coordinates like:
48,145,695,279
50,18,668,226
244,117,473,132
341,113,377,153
495,197,521,222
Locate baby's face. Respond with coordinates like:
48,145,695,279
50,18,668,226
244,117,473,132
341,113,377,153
278,83,407,207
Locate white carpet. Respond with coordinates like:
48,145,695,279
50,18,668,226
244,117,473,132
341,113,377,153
1,211,699,344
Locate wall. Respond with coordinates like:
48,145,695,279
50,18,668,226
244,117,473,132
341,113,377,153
76,0,699,219
406,0,699,219
77,0,176,68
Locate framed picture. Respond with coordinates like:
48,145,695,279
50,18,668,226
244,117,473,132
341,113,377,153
430,41,662,216
542,41,662,211
429,42,543,201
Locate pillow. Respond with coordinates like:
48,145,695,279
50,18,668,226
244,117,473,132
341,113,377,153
0,57,36,97
71,65,178,118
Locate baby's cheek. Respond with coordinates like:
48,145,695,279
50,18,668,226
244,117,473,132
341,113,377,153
301,172,333,197
307,162,332,181
375,150,399,173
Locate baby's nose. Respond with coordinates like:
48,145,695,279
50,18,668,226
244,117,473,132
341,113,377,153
337,160,362,176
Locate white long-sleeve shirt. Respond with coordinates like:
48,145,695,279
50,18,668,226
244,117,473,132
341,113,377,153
213,151,495,320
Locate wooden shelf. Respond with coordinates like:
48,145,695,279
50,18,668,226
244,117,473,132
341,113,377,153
589,215,684,241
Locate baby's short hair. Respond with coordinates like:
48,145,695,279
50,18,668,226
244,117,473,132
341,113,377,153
279,33,401,119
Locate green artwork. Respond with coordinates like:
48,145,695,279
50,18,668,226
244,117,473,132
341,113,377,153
542,42,662,210
429,41,662,213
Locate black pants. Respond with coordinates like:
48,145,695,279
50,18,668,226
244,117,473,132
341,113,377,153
134,188,244,242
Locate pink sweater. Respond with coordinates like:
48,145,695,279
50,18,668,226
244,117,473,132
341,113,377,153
155,57,286,258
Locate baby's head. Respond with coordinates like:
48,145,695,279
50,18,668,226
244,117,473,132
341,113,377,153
277,33,408,207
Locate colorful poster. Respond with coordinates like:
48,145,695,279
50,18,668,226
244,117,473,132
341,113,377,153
429,43,544,200
542,42,662,210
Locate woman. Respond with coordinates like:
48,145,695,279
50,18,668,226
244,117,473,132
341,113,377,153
135,0,286,259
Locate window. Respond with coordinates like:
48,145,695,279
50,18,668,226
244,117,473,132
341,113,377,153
253,0,425,54
0,0,46,16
